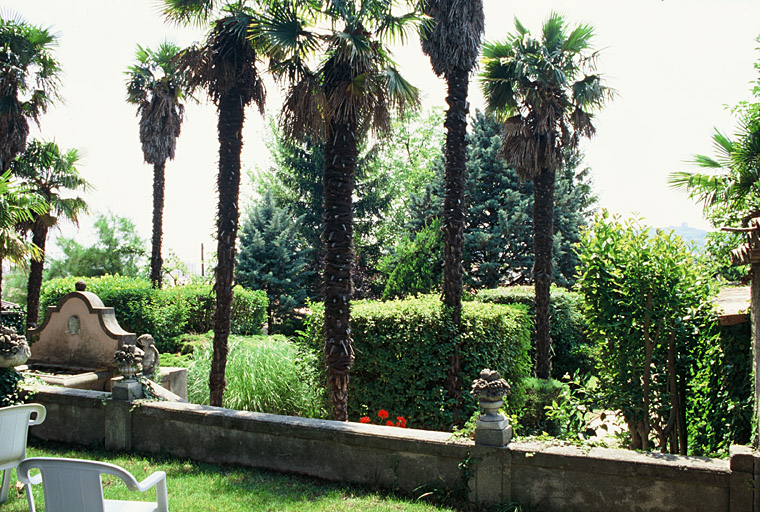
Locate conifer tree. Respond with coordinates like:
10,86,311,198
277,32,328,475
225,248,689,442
236,191,311,332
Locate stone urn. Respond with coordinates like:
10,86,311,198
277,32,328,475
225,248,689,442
113,343,144,381
471,369,511,422
0,326,31,368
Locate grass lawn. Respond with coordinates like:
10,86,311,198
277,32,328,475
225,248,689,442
2,440,461,512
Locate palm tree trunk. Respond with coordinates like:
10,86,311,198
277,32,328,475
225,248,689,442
25,221,48,328
323,119,357,421
150,161,166,289
442,67,469,421
533,166,555,379
209,90,245,408
0,256,4,314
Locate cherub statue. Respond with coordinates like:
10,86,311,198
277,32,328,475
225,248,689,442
137,334,160,379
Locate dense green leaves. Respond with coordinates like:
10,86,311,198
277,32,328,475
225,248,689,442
575,212,716,453
300,294,531,431
236,191,311,332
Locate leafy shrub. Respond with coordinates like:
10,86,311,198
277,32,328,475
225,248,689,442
0,368,23,407
300,294,531,431
380,218,443,300
39,276,268,351
688,321,752,456
187,334,327,418
1,304,25,333
229,286,268,335
517,377,567,436
576,213,716,453
477,285,593,378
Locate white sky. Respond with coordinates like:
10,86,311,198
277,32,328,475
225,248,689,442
5,0,760,273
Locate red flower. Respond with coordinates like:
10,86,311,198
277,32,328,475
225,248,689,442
377,409,389,420
386,420,394,426
395,416,407,428
359,416,371,424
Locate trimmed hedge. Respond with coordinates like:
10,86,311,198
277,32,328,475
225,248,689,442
477,285,593,378
39,276,267,352
301,294,531,431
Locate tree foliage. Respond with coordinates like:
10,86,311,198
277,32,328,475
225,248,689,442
479,13,611,379
575,212,715,454
46,212,146,279
236,191,312,333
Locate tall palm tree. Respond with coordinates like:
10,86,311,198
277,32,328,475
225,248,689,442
0,171,44,312
126,42,189,289
11,140,90,327
669,120,760,226
275,0,420,420
480,13,610,379
164,0,266,407
418,0,484,421
0,13,60,171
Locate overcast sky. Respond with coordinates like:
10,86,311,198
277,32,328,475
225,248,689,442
5,0,760,273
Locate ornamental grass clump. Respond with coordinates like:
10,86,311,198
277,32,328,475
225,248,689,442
188,335,327,418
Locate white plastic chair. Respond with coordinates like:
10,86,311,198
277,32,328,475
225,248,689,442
17,457,169,512
0,403,46,503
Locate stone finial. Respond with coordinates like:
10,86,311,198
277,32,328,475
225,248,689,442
113,342,144,381
471,368,512,446
471,368,511,402
75,280,87,291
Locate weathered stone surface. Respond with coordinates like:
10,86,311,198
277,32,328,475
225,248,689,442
28,386,742,511
27,291,135,368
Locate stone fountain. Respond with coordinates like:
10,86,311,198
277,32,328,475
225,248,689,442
21,281,186,399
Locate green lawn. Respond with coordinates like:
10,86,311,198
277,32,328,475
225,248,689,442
2,440,461,512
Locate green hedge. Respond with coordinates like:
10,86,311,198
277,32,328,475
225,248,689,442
39,276,268,351
688,319,753,456
1,306,24,333
477,286,593,378
300,294,531,431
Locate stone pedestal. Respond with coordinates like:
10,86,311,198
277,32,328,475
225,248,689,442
112,379,143,401
475,415,513,446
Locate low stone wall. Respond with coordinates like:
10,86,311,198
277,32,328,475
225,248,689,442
27,385,758,511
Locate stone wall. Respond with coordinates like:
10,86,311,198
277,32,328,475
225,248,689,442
27,385,758,511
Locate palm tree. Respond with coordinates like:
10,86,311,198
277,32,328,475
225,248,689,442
164,0,266,407
126,42,189,289
0,13,61,171
418,0,484,422
274,0,420,420
669,121,760,226
479,13,610,379
11,140,90,327
0,171,44,312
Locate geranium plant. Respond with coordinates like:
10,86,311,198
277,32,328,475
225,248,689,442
359,409,407,428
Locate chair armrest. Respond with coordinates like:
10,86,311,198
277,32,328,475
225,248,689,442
27,404,46,426
135,471,166,493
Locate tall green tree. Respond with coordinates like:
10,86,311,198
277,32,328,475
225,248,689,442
46,212,146,279
10,139,90,327
399,111,596,292
419,0,484,420
480,14,610,379
236,191,311,331
0,171,44,310
275,0,420,420
164,0,267,406
126,41,189,289
0,13,60,172
256,120,395,299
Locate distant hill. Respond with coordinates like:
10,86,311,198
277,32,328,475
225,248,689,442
662,222,708,248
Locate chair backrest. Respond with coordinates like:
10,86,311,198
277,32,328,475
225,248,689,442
18,457,143,512
0,404,46,471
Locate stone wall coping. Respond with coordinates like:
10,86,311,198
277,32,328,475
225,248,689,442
509,440,730,481
137,400,471,458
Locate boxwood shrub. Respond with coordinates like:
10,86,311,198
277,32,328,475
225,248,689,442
39,276,267,351
300,294,531,431
477,285,593,378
